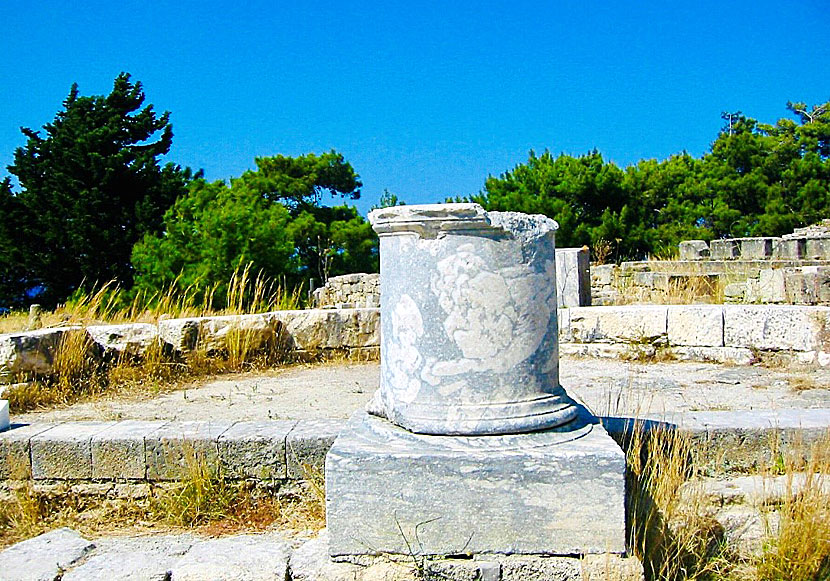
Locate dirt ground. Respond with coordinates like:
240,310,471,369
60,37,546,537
13,355,830,424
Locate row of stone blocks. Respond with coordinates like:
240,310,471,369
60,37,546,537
680,237,830,261
0,418,343,481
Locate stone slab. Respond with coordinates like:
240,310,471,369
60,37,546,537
723,305,830,351
0,399,8,432
0,527,94,581
62,533,195,581
287,418,346,479
91,420,168,480
86,323,159,359
757,268,786,303
273,309,380,351
666,305,724,347
568,306,668,343
169,532,290,581
710,239,740,260
678,240,709,261
145,421,233,480
218,420,296,479
556,247,591,307
805,237,830,260
326,410,626,557
0,423,55,479
30,421,116,479
740,237,780,259
775,238,804,259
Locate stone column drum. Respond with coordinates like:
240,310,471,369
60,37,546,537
367,203,578,435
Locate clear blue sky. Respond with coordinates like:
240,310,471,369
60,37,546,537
1,1,828,216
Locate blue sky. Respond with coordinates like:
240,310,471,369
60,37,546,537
1,1,828,216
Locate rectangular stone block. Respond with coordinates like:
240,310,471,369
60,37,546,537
723,305,830,352
667,306,724,347
678,240,710,261
31,422,116,479
286,419,345,479
739,237,780,259
805,237,830,260
784,266,830,305
146,421,233,480
91,420,167,480
568,306,667,343
218,420,296,479
710,239,740,260
591,264,616,287
326,411,626,557
557,308,571,342
775,238,804,259
757,269,786,303
0,423,55,479
555,247,591,307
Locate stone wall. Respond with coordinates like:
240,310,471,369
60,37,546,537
311,273,380,308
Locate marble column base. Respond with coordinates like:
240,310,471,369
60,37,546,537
325,409,626,557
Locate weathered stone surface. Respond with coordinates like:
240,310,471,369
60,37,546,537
581,554,644,581
757,268,786,303
31,421,115,479
670,346,756,365
290,531,382,581
158,313,278,353
287,419,344,479
91,420,167,480
0,400,8,432
218,420,295,479
775,238,804,259
784,266,830,305
326,410,626,557
0,423,54,479
62,534,195,581
368,204,577,436
87,323,159,359
169,532,290,581
740,237,780,259
591,264,617,287
678,240,710,261
0,528,94,581
556,247,591,307
313,273,381,309
569,306,668,343
710,239,740,260
499,555,581,580
805,237,830,260
145,421,233,480
666,305,724,347
0,326,85,378
723,305,830,351
273,308,380,351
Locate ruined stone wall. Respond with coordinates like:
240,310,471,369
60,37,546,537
311,273,380,308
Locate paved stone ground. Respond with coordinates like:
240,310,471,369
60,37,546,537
13,356,830,425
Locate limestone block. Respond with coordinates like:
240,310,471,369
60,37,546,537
757,269,786,303
217,420,296,479
91,420,167,480
678,240,710,261
710,239,740,260
31,422,116,479
805,237,830,259
86,323,159,359
739,237,780,259
667,306,724,347
326,411,626,557
158,313,278,353
273,308,380,351
775,238,804,259
723,305,830,351
556,247,591,307
632,271,670,291
723,282,746,302
62,534,195,581
499,556,581,580
558,343,631,359
0,423,54,479
557,308,571,341
0,326,86,379
169,533,290,581
0,400,7,432
289,531,367,581
569,306,668,343
581,554,645,581
591,264,617,287
784,266,830,305
286,419,345,479
0,528,95,581
145,421,233,480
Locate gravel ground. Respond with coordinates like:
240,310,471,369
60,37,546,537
13,356,830,424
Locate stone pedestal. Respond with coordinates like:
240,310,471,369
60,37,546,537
0,400,7,432
326,409,626,557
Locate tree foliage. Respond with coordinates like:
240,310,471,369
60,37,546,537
131,152,377,304
3,73,194,306
474,100,830,260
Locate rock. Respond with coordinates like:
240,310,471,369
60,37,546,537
0,528,94,581
30,422,116,479
86,323,159,359
667,305,724,347
678,240,710,261
169,532,290,580
158,313,278,353
556,247,591,307
591,264,617,287
723,305,830,352
290,530,370,581
568,306,668,344
286,419,345,479
218,420,296,479
91,420,168,480
62,534,195,581
757,269,786,303
710,239,740,260
273,309,380,352
0,327,87,379
739,237,780,259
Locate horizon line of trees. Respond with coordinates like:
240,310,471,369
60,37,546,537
0,72,827,308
